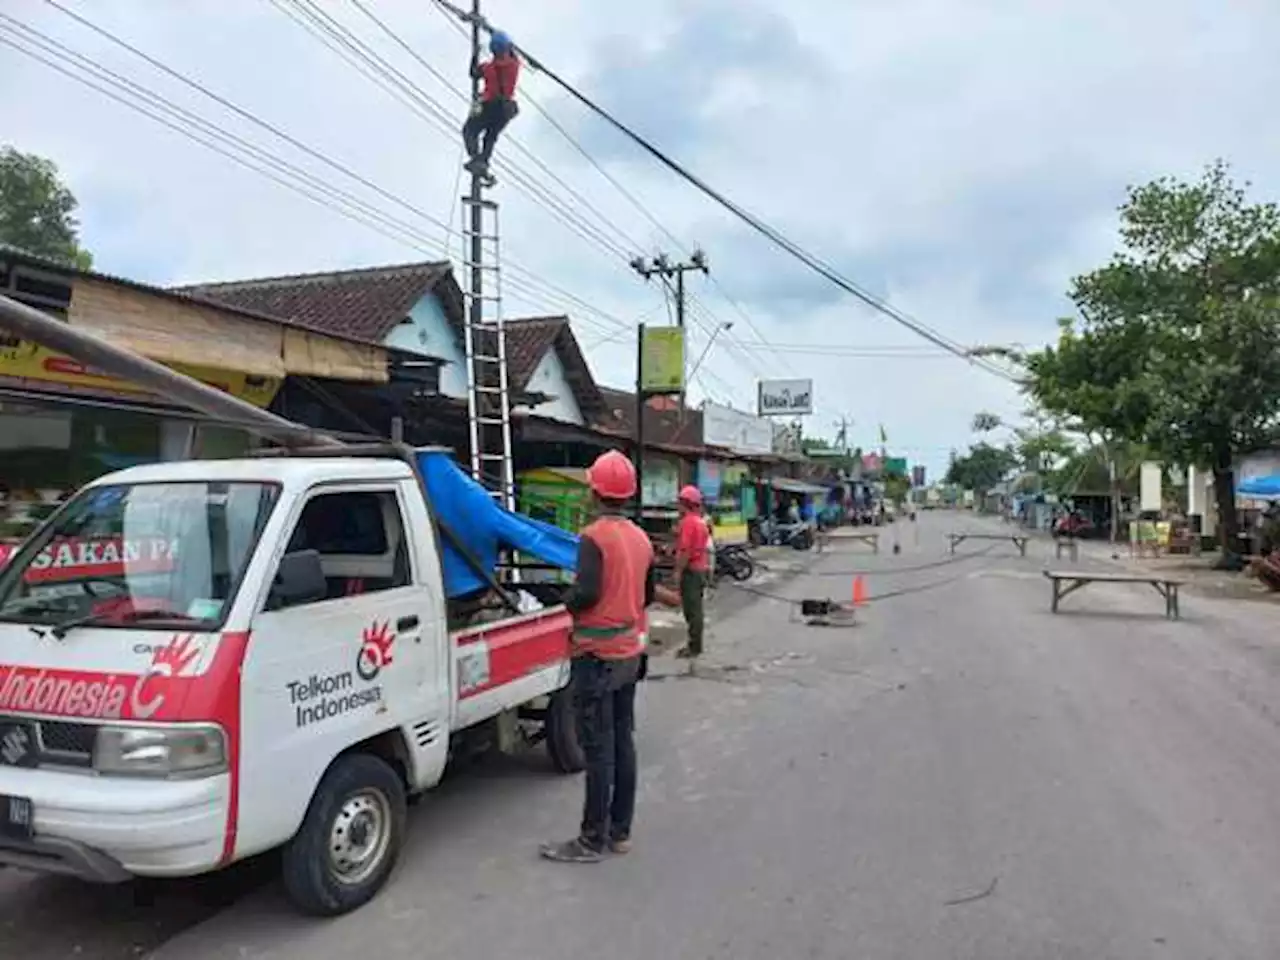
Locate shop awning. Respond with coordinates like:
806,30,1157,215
1238,474,1280,500
68,277,387,383
768,477,830,495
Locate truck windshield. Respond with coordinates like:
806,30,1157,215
0,481,280,631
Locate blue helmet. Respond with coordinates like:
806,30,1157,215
489,30,513,54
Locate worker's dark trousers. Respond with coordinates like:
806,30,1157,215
462,98,518,166
573,654,640,850
681,569,707,655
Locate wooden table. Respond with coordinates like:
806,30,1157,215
947,532,1029,557
1043,569,1184,619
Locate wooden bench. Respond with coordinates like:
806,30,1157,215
947,532,1029,557
1053,538,1079,562
1043,569,1184,619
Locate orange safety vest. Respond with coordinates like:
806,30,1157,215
572,516,653,660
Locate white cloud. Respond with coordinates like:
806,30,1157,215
3,0,1278,476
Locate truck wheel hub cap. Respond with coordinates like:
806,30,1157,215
329,790,391,885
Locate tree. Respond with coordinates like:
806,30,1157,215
882,472,910,505
1024,160,1280,554
944,442,1017,494
0,146,93,268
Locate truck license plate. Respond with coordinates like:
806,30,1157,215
0,795,34,840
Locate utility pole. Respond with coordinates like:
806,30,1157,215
630,250,708,409
467,0,483,327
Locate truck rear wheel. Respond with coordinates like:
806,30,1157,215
281,753,407,916
544,687,584,774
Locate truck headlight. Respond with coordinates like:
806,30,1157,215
94,724,228,778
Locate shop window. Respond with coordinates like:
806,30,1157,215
0,408,74,540
274,490,411,608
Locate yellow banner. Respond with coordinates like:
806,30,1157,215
640,326,684,394
0,339,281,408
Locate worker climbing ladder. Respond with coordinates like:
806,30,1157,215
461,194,515,512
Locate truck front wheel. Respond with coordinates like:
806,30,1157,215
544,687,585,774
282,753,407,916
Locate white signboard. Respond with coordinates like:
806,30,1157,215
1140,461,1163,513
757,379,814,417
702,402,773,456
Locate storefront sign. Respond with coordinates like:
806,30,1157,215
702,402,772,455
639,327,684,394
0,340,280,407
757,378,813,417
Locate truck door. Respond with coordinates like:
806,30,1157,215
235,483,442,859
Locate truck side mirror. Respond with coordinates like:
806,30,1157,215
269,549,327,608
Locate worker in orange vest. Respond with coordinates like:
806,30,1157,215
673,485,711,658
541,450,661,863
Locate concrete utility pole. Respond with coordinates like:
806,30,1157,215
630,251,708,409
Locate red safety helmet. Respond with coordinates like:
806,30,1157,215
678,485,703,507
586,450,637,500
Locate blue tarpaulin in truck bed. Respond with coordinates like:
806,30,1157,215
415,449,580,598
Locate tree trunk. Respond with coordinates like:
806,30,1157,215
1107,451,1120,543
1212,462,1239,562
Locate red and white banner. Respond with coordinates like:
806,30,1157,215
0,537,178,582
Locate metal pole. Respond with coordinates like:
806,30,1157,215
634,322,645,521
468,0,484,339
675,267,685,411
0,293,337,448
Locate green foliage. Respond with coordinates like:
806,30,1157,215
0,146,93,268
944,442,1017,493
882,472,910,505
1023,160,1280,550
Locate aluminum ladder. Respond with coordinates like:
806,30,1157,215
460,195,516,512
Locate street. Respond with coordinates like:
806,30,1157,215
7,509,1280,958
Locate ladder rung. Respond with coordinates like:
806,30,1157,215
459,260,502,269
461,197,499,209
459,233,501,242
474,385,503,393
473,354,502,363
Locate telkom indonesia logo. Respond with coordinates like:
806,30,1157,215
130,635,200,720
356,621,395,682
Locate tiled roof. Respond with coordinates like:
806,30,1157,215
174,260,454,344
0,244,383,348
505,316,605,418
596,386,704,450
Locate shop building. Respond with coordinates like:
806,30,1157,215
0,246,387,542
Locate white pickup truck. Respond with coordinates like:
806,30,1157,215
0,447,583,915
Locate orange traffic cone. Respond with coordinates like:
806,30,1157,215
852,575,867,607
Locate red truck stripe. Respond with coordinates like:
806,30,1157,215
456,609,571,699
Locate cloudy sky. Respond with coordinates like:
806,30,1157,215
3,0,1278,476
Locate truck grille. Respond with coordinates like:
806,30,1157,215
0,715,95,767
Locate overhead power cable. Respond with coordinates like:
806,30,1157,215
421,0,788,380
429,0,1015,382
25,2,635,335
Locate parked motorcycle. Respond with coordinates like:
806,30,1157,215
714,543,755,582
749,516,814,550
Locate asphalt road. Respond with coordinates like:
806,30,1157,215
9,510,1280,958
